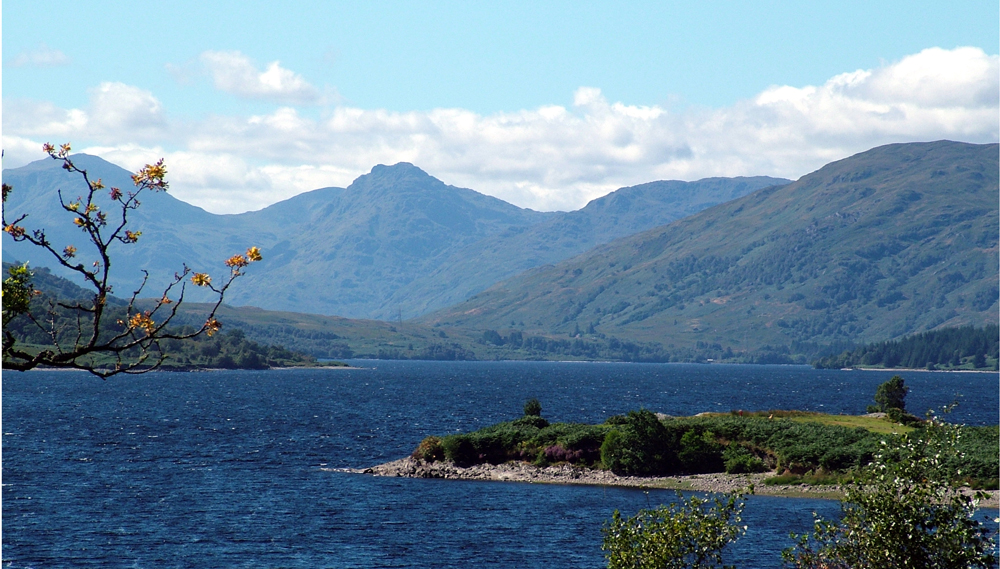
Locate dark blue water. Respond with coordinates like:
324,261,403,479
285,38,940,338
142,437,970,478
4,362,997,568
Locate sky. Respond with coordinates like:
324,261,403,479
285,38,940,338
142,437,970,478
3,1,998,214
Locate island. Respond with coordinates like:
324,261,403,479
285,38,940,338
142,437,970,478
354,405,998,507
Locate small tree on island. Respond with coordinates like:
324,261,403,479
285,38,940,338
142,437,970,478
2,143,260,378
866,375,908,414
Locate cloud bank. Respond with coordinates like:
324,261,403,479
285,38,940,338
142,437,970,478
3,47,997,214
5,43,71,68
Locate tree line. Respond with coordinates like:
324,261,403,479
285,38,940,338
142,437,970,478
814,325,999,370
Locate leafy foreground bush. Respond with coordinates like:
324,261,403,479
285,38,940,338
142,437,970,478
782,417,998,569
604,418,997,569
603,490,749,569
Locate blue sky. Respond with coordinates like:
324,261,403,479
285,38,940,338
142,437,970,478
4,1,998,213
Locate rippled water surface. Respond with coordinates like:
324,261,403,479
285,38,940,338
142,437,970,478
4,362,997,567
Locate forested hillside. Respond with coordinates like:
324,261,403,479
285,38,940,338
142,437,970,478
1,263,319,370
422,141,999,358
814,325,999,370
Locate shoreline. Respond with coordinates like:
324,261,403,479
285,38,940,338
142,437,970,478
343,457,999,508
846,367,999,374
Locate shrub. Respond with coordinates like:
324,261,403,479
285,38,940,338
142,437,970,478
677,429,724,474
411,436,445,462
723,444,767,474
441,434,477,466
783,418,998,568
600,410,673,475
817,447,857,472
511,415,549,429
602,491,749,569
885,407,905,424
543,444,584,464
523,397,542,417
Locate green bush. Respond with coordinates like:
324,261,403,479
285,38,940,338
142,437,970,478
603,491,749,569
723,444,767,474
600,429,626,472
783,419,998,568
511,415,549,429
523,397,542,417
600,410,674,475
677,429,724,473
411,436,445,462
441,434,478,466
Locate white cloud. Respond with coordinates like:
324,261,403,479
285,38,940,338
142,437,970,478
4,47,998,214
88,82,167,136
6,43,70,68
3,83,169,149
199,50,322,104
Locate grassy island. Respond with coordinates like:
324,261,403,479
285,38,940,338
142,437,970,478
411,408,998,490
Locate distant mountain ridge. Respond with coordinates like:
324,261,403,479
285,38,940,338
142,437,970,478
3,156,783,319
420,141,999,355
380,176,788,315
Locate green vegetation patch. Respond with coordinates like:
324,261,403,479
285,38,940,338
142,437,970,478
815,324,999,371
415,409,998,489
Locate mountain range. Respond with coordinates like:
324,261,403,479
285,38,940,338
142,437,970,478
3,156,784,319
420,141,999,355
4,140,997,361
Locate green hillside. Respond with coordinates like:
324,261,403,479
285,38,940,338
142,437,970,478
1,263,321,370
420,141,999,359
3,156,780,320
152,301,700,362
381,176,787,315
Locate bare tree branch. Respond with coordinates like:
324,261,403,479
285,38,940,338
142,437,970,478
2,143,261,378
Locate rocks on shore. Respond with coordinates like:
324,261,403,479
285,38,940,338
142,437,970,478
349,457,767,494
342,457,999,508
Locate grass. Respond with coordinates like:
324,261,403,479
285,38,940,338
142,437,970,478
703,410,916,435
785,414,915,435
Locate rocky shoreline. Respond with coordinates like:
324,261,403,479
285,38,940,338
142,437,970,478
343,457,999,508
346,457,828,498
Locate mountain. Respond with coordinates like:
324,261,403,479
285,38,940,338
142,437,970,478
227,162,555,317
419,141,999,357
380,176,787,316
4,156,781,319
2,154,248,303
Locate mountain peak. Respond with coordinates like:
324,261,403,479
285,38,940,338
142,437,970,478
14,153,127,174
366,162,431,181
371,161,420,173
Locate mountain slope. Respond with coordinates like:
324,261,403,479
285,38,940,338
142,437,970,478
420,141,999,355
5,156,777,319
1,154,252,303
227,162,555,317
383,176,787,316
